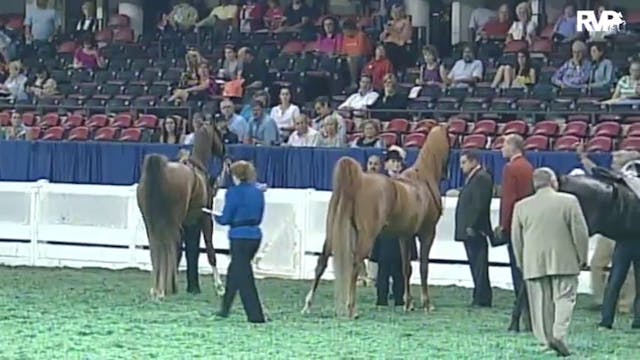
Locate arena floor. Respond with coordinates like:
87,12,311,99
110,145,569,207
0,266,637,359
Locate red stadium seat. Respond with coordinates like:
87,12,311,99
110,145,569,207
386,118,410,133
625,116,640,124
461,134,487,149
40,113,60,127
57,41,77,54
524,135,549,151
108,14,130,27
282,41,305,54
562,121,588,137
530,38,553,54
379,132,398,146
111,114,133,128
86,114,109,128
472,119,497,136
413,119,437,133
539,24,555,38
135,114,159,129
628,123,640,137
492,135,505,150
501,120,528,136
41,126,64,141
94,127,117,141
68,126,90,141
448,117,467,135
403,133,426,148
119,128,142,142
95,29,113,43
532,120,559,137
620,137,640,151
554,135,580,151
593,121,621,138
586,136,613,152
63,114,84,128
30,127,42,140
503,40,528,53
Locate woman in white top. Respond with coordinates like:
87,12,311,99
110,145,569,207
0,61,28,102
507,2,537,44
269,87,300,132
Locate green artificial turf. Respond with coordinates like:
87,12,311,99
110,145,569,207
0,266,637,359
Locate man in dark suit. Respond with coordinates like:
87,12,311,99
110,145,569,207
455,150,494,307
499,134,534,301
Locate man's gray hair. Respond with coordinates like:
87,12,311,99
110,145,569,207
533,167,557,191
612,150,640,171
505,134,525,152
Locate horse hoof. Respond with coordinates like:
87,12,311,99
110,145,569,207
301,305,310,315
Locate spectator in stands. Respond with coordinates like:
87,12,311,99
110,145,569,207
214,114,240,144
0,111,30,140
551,2,581,43
480,4,511,40
218,45,242,81
416,45,447,86
195,0,238,44
241,90,270,120
247,99,279,145
447,44,483,88
0,61,28,102
239,0,266,34
366,155,382,173
169,62,216,104
352,120,384,148
315,16,343,55
281,0,315,41
287,113,320,147
587,3,615,42
160,116,182,144
380,4,412,72
270,87,300,134
25,0,60,44
182,112,205,145
476,29,503,61
27,67,57,100
587,43,613,89
507,2,537,45
318,116,345,147
73,36,105,71
220,98,249,141
607,58,640,103
338,74,379,113
313,96,346,139
372,73,407,121
264,0,285,31
182,49,205,88
238,47,267,90
363,44,394,91
74,1,98,38
551,40,591,88
491,49,536,88
468,1,497,41
341,19,371,89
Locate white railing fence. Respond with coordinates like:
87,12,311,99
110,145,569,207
0,181,599,294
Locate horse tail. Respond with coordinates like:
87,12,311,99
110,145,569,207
141,154,170,233
330,157,362,316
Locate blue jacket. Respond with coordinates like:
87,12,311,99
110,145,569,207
214,182,265,240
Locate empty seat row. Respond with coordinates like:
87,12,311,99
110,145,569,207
0,112,159,129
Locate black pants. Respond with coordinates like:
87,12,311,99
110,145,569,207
600,240,640,328
220,239,265,323
463,235,492,306
374,236,404,306
507,236,524,301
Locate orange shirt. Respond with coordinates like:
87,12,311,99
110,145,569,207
342,31,370,57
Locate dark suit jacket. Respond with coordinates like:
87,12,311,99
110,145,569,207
455,167,494,241
499,155,534,233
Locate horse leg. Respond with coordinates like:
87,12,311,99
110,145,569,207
399,237,414,312
148,233,161,299
183,221,202,294
348,251,364,320
418,228,436,312
202,213,224,296
302,240,331,314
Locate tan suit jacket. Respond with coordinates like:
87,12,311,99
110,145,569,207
511,187,589,280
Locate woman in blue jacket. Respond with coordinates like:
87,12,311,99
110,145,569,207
213,160,267,323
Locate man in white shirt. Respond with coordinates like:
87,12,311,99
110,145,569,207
338,74,379,113
287,114,320,147
447,44,483,87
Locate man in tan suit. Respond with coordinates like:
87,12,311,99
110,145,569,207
511,168,589,357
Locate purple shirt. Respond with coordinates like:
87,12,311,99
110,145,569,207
316,34,343,55
74,48,99,70
551,59,591,88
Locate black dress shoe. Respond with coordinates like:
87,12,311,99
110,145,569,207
597,323,612,330
548,338,571,357
187,286,201,294
215,310,229,319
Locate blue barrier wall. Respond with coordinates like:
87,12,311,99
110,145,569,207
0,141,611,190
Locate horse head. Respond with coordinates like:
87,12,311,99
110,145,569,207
558,174,616,236
409,124,451,184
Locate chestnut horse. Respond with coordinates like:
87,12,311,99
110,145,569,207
301,125,451,318
137,123,226,300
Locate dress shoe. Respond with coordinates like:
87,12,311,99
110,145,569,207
548,338,571,357
597,323,612,330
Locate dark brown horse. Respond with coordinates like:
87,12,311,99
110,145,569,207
137,123,226,300
301,125,451,318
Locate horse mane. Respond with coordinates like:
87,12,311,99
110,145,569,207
406,125,450,183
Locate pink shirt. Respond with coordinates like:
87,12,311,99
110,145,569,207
316,34,343,55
